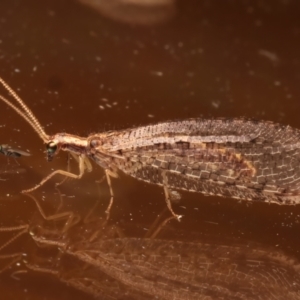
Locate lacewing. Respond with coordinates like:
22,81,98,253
1,77,300,220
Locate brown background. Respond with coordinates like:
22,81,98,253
0,0,300,299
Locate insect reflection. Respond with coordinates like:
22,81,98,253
0,193,300,300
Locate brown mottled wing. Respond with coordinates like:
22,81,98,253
95,118,300,204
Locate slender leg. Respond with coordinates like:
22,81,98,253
26,263,59,276
26,193,80,233
55,153,72,187
31,234,67,249
0,253,23,274
56,154,92,188
145,207,176,238
104,169,118,215
0,225,29,252
94,169,118,217
68,153,93,173
22,155,86,193
83,155,93,172
162,171,182,221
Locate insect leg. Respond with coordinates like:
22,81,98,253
25,192,81,234
0,225,29,252
56,154,93,188
145,208,176,238
55,153,72,187
162,171,182,221
22,155,87,193
0,224,29,274
0,253,23,275
104,169,118,215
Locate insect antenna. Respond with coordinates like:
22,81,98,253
0,77,49,142
0,94,46,140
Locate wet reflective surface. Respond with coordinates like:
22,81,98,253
0,0,300,299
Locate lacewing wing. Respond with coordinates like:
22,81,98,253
89,118,300,204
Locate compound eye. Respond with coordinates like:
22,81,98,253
46,142,58,161
47,142,57,154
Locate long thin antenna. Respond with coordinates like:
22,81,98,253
0,77,48,141
0,94,49,142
